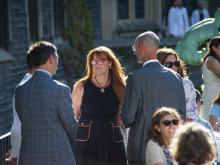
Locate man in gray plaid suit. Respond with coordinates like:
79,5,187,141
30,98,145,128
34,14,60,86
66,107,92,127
15,41,77,165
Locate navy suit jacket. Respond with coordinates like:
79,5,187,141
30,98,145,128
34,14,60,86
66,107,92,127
15,71,77,165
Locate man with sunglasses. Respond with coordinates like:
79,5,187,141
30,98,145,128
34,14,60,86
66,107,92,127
121,31,186,165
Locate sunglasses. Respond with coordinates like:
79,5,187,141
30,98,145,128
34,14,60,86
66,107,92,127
160,119,179,126
163,61,180,68
91,59,107,65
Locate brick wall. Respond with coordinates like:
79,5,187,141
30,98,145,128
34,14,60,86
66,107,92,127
0,0,29,136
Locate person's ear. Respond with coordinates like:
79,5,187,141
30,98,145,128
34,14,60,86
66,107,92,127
212,46,217,53
48,55,55,64
108,60,112,68
154,125,160,132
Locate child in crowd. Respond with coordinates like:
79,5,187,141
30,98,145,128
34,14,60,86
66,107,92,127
194,89,213,130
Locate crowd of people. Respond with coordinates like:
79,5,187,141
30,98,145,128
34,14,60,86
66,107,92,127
167,0,209,38
3,30,220,165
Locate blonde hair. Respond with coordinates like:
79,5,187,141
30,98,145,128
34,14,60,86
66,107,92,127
74,46,126,106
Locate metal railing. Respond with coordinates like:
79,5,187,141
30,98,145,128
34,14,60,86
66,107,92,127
0,132,11,165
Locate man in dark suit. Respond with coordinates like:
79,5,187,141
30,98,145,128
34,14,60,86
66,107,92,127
121,31,186,165
15,41,77,165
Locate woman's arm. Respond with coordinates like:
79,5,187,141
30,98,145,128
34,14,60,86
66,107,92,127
72,83,84,121
209,103,220,129
206,57,220,78
183,78,197,119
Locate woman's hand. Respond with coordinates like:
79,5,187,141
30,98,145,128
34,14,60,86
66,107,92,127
116,113,125,129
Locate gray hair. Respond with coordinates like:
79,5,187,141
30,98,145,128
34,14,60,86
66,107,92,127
135,31,160,48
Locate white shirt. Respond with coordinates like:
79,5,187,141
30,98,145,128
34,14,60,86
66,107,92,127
182,78,198,119
168,6,190,37
36,69,51,77
10,73,32,158
191,9,209,25
143,59,159,67
146,139,167,165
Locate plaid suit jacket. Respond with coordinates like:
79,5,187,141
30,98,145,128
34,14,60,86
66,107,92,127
15,71,77,165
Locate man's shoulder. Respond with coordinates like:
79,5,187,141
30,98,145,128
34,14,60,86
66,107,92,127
53,80,70,91
129,64,180,79
128,67,151,80
192,9,198,15
169,6,176,12
197,117,212,130
130,67,145,75
164,67,182,79
17,78,30,87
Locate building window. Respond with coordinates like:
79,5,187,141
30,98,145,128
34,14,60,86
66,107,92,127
0,0,8,50
117,0,129,19
53,0,65,38
85,0,102,40
135,0,144,18
28,0,40,41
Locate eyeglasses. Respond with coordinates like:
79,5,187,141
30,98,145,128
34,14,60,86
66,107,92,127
91,59,107,65
161,119,179,126
163,61,180,68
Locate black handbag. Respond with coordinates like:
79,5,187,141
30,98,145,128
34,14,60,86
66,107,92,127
75,120,92,142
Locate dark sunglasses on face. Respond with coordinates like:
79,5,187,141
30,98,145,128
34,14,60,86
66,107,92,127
161,119,179,126
163,61,180,68
91,59,107,65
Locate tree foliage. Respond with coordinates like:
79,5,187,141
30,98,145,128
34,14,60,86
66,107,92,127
60,0,92,86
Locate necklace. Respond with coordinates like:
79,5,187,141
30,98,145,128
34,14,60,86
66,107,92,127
94,76,110,93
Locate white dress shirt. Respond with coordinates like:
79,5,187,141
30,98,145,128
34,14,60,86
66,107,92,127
168,6,190,37
143,59,159,67
10,73,32,158
191,9,209,25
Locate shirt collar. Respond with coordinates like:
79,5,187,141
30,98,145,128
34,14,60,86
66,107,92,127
36,69,52,77
24,73,33,80
143,59,159,66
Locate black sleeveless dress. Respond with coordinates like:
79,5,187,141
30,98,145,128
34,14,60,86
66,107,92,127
75,80,127,165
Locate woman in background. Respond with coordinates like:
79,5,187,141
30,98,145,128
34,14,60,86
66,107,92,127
72,46,127,165
146,107,181,165
201,36,220,120
157,48,197,120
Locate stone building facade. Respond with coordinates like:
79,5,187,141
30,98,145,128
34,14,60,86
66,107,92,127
1,1,220,163
0,0,65,137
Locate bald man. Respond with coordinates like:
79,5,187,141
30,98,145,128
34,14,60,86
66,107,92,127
121,31,186,165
